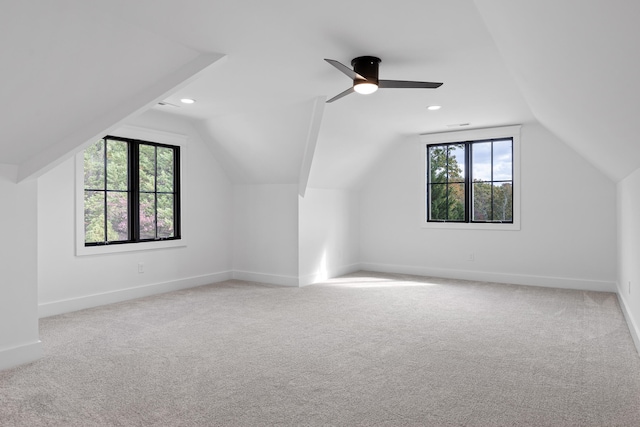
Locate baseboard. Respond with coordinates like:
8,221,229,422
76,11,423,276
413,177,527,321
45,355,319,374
359,262,616,293
298,263,362,287
0,340,42,371
232,270,299,287
38,271,233,318
616,290,640,355
39,264,612,319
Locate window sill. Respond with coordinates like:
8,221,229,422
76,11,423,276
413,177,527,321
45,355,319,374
421,221,520,231
76,239,186,256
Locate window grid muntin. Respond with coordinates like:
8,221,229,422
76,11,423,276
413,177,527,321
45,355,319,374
427,143,467,222
83,138,132,244
137,143,179,241
470,138,513,223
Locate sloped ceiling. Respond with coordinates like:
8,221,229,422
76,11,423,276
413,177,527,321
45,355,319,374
0,1,222,181
5,1,636,187
474,0,640,182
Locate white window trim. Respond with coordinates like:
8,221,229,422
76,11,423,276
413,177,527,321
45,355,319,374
420,125,521,231
75,125,188,256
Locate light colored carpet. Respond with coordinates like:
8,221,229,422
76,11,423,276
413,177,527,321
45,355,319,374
2,271,640,426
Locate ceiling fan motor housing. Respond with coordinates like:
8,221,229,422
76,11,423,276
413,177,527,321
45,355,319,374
351,56,380,84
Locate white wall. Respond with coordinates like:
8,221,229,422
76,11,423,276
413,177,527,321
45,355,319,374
299,188,360,286
0,165,40,370
233,184,299,286
617,167,640,349
37,111,233,316
360,122,617,291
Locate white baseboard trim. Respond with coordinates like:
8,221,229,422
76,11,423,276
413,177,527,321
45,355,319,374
359,262,616,293
232,270,299,287
616,289,640,355
38,271,233,318
0,340,42,371
299,263,362,287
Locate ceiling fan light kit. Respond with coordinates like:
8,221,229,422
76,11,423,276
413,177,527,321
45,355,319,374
354,82,378,94
325,56,443,103
352,56,381,94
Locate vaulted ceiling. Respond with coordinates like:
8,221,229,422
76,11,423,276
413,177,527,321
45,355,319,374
2,0,639,186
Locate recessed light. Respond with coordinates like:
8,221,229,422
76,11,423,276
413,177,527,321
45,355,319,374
427,105,441,111
180,98,196,104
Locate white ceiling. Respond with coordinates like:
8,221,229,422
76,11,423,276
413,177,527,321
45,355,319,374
475,0,640,182
2,0,639,186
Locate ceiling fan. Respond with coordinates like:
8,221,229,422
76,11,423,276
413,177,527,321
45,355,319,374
324,56,443,103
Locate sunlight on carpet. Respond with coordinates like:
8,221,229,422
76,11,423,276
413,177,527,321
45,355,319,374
322,275,439,288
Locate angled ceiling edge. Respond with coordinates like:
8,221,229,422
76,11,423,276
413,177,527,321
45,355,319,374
18,52,226,182
299,97,326,197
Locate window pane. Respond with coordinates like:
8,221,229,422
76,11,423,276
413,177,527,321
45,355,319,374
429,183,448,220
139,192,156,240
447,183,465,221
428,144,466,222
472,182,492,221
156,147,174,192
106,140,128,190
447,144,465,183
84,191,105,243
429,183,466,221
157,194,175,238
493,139,513,181
139,144,156,192
472,142,492,182
492,182,513,222
428,146,448,184
84,140,104,190
106,192,129,241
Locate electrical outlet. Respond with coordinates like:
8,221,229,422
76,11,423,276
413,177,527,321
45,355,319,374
138,262,144,274
467,253,475,261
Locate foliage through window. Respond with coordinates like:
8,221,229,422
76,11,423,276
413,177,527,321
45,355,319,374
84,136,181,245
427,138,513,223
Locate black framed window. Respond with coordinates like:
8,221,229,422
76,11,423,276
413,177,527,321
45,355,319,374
83,136,181,245
427,138,513,223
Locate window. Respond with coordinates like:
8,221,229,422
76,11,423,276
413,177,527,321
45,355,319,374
421,126,520,230
83,136,181,246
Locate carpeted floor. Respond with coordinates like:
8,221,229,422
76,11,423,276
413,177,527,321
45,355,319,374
2,271,640,426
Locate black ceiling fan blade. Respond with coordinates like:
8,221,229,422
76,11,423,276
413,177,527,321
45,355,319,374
325,59,366,81
378,80,443,89
326,87,355,103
